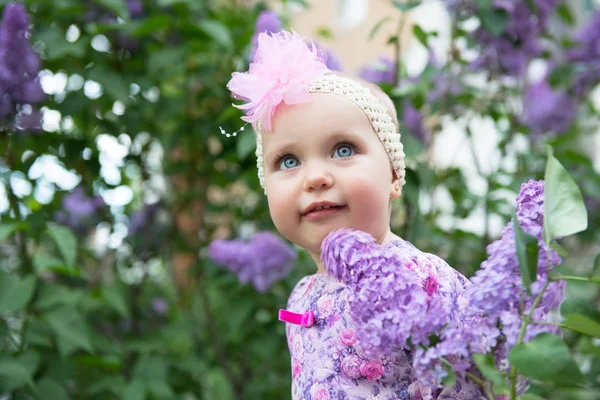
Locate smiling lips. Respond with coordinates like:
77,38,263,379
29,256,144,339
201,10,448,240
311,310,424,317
302,201,346,221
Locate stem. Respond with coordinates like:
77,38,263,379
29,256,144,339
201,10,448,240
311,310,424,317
530,321,565,328
394,14,407,87
552,275,595,283
509,249,552,399
440,357,488,390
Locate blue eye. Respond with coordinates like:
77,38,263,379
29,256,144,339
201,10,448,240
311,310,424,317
333,144,355,158
279,155,299,170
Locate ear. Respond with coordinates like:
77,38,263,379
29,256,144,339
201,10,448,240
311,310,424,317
389,178,401,200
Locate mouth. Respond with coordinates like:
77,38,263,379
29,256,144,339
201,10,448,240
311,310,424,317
302,202,346,219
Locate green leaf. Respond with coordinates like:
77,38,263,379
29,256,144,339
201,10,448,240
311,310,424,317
392,0,422,12
44,306,94,357
475,0,492,10
102,284,130,318
0,223,18,241
591,252,600,279
369,17,392,40
563,313,600,338
123,380,146,400
95,0,130,20
46,225,77,269
556,3,575,25
513,218,539,295
543,146,588,244
0,270,37,313
33,378,70,400
33,253,67,274
472,353,506,386
412,24,429,48
18,350,41,377
198,20,233,49
87,66,131,103
37,28,89,60
509,333,584,383
236,128,256,160
0,358,33,391
441,362,456,387
480,8,509,36
519,394,546,400
146,381,174,398
128,15,171,37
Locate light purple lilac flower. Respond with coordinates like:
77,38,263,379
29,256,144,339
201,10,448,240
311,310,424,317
522,79,576,135
151,297,169,316
403,101,429,144
359,57,396,85
0,3,45,129
250,10,282,61
321,229,451,358
54,186,106,234
208,231,296,292
567,11,600,96
469,0,558,76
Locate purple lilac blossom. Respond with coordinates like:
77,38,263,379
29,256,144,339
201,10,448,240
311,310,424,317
522,79,576,135
321,229,450,358
567,11,600,96
0,3,45,129
359,57,396,85
208,231,296,292
249,10,282,61
317,44,343,72
127,202,166,260
470,0,558,76
54,186,106,234
402,101,429,144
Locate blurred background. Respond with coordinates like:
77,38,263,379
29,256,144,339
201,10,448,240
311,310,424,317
1,0,599,399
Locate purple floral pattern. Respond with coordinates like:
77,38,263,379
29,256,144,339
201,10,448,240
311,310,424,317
284,238,487,399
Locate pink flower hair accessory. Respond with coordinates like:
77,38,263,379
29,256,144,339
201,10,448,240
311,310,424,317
226,30,330,132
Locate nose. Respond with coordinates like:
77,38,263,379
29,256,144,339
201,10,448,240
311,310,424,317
303,162,333,191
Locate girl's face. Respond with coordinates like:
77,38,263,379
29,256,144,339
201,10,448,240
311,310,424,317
262,92,400,258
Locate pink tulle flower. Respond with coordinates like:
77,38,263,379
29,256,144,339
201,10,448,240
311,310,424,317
226,30,330,132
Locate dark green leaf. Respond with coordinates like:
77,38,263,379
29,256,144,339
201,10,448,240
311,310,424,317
44,306,94,356
0,271,37,313
412,24,429,48
480,8,509,36
591,252,600,279
128,15,171,37
123,380,146,400
236,128,256,160
33,253,67,274
509,333,584,383
33,378,70,400
0,358,33,392
563,313,600,338
392,1,422,12
476,0,492,10
556,3,575,25
95,0,130,20
369,17,392,40
0,223,18,241
87,66,131,103
543,146,588,244
37,28,89,60
101,284,130,318
46,225,77,269
198,20,233,49
18,351,41,377
472,353,506,386
513,218,539,294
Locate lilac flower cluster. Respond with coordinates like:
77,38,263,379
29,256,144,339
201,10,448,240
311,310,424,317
55,186,106,235
127,202,167,260
522,79,576,135
454,0,559,76
0,3,46,132
567,11,600,96
208,231,296,292
321,229,450,358
414,180,565,385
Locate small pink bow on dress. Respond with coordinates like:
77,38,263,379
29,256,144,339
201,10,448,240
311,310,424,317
278,309,315,327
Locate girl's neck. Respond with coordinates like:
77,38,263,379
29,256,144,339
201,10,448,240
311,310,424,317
310,228,399,275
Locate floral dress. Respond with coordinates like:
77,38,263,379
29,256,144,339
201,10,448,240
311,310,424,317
283,238,487,400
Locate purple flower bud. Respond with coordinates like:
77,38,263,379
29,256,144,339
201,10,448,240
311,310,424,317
402,102,429,145
151,297,169,316
250,10,282,60
54,186,106,234
127,0,144,18
567,11,600,96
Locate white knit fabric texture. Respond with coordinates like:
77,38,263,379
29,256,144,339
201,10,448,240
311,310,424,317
255,73,406,194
